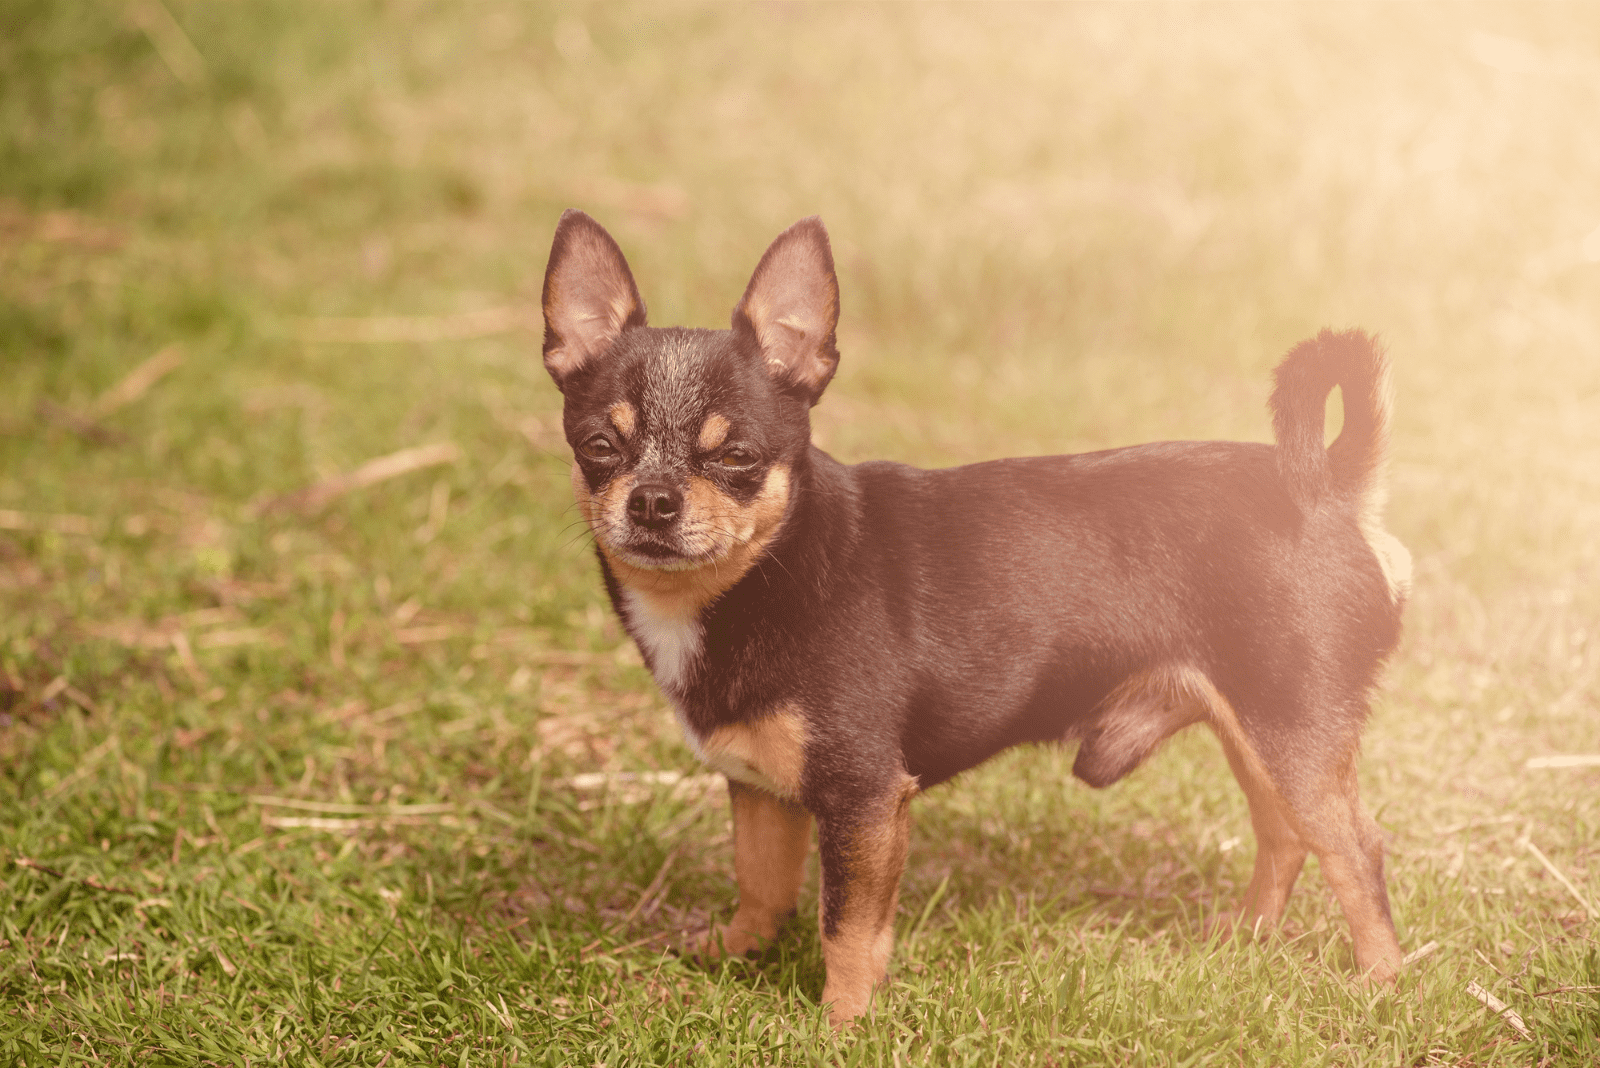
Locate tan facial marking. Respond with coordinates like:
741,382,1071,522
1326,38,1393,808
698,413,730,451
700,706,807,799
570,461,630,527
589,464,792,618
682,474,724,525
609,401,637,439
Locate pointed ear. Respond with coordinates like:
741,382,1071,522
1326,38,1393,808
732,217,840,404
541,210,647,389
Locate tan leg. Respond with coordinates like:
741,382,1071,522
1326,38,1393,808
817,775,916,1028
701,780,811,959
1214,730,1309,933
1291,760,1402,982
1211,720,1401,982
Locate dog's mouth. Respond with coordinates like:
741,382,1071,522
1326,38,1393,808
604,534,720,573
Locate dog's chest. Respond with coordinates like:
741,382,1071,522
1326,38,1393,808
621,589,702,698
619,589,804,799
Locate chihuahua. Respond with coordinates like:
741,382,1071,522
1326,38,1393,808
540,210,1412,1026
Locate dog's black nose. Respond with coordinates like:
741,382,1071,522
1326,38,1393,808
627,483,682,528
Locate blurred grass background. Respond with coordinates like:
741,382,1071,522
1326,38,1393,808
2,2,1598,1064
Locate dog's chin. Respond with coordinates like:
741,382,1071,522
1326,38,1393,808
606,539,718,573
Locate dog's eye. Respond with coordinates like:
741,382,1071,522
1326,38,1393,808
719,447,757,469
579,436,618,461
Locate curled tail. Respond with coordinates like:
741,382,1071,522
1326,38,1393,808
1270,329,1393,512
1270,329,1411,600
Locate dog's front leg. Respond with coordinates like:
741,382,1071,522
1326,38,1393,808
815,774,917,1028
704,780,812,959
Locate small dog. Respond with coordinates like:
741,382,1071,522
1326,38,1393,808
540,210,1412,1026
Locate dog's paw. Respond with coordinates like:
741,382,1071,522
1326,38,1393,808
685,922,766,964
1358,956,1400,986
821,981,880,1030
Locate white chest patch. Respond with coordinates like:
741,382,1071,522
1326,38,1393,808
621,589,703,698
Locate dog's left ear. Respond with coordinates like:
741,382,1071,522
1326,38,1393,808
732,217,840,404
542,209,648,390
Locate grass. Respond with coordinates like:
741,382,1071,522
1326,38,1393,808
2,1,1598,1064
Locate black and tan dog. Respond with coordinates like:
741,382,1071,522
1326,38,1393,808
540,210,1412,1026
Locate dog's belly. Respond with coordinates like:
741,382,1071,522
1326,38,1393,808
897,653,1127,787
896,646,1220,790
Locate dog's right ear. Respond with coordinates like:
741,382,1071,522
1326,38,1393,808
541,210,647,390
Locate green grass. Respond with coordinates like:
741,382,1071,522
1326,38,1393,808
3,1,1599,1064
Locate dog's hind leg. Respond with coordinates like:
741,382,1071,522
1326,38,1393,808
1276,754,1401,982
1204,684,1402,982
1212,729,1309,932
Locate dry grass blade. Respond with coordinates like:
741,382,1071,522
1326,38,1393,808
249,795,457,815
484,994,514,1031
40,736,117,802
31,346,181,443
86,622,179,648
262,813,469,831
1403,940,1441,966
1465,980,1533,1040
1525,755,1600,769
194,627,276,649
393,624,460,644
170,631,206,687
0,201,123,249
257,442,461,515
90,344,185,418
561,770,697,791
0,509,96,536
614,847,681,931
60,683,100,714
263,816,380,832
127,0,206,86
14,857,139,896
1522,838,1597,918
557,770,723,811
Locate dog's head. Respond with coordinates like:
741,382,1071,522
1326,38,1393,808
541,210,838,591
